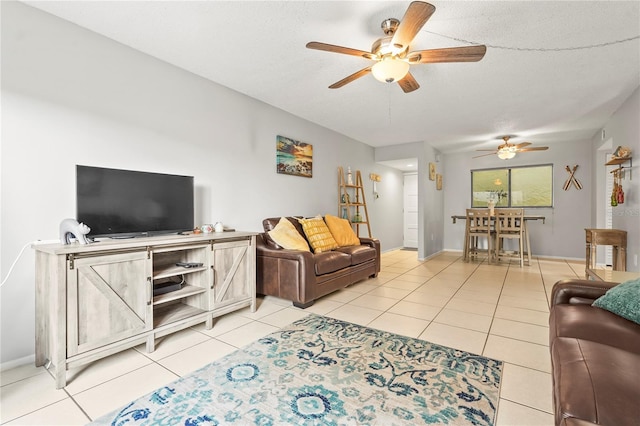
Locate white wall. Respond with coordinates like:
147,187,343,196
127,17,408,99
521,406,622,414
0,2,404,365
593,87,640,271
443,139,593,259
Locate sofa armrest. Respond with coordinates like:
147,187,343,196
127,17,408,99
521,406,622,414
550,279,618,307
256,234,314,261
359,237,381,273
256,234,316,305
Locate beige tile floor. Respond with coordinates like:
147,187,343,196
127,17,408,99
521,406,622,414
0,249,585,425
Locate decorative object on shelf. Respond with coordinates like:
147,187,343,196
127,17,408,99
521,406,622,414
429,162,436,180
341,193,350,204
611,145,632,160
563,165,583,191
276,135,313,178
59,218,91,245
214,222,224,233
487,199,495,216
347,166,354,185
436,173,443,190
200,224,213,233
353,212,362,223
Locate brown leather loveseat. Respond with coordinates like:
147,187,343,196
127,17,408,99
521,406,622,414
256,216,380,308
549,279,640,426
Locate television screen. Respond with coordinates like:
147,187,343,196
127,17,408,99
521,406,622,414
76,165,194,238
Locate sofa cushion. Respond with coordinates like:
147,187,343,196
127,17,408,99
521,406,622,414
298,217,339,253
313,251,352,275
551,337,640,426
550,304,640,354
324,214,360,247
592,278,640,325
335,245,377,266
267,217,310,252
262,217,305,249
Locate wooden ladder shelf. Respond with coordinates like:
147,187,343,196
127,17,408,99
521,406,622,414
338,167,372,238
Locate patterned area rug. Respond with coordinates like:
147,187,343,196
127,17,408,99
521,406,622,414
92,314,503,425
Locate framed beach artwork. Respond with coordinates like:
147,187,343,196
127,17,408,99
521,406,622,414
276,135,313,178
436,173,443,190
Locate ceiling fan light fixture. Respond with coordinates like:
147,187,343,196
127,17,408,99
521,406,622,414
497,149,516,160
372,57,410,83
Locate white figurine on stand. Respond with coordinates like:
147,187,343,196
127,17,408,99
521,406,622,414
347,166,353,185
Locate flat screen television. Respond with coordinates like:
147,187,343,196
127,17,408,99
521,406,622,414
76,165,194,238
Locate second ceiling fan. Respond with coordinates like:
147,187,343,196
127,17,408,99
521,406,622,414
474,136,549,160
306,1,487,93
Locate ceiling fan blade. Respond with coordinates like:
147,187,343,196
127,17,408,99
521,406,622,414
329,67,372,89
306,41,376,60
397,72,420,93
408,45,487,64
518,147,549,152
473,152,498,159
514,142,532,148
476,149,499,152
391,1,436,51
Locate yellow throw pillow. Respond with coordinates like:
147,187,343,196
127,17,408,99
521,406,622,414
325,214,361,247
267,217,310,252
298,216,338,253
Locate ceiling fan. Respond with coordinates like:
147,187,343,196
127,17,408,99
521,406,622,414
474,136,549,160
306,1,486,93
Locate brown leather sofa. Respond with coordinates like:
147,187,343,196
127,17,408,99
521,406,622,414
256,217,380,308
549,279,640,426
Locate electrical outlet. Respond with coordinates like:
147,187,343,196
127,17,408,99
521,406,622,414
635,254,638,267
431,234,434,241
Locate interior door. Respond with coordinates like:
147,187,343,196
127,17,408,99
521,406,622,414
404,173,418,248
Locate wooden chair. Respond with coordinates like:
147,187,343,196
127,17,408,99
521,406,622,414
464,209,494,263
494,208,528,267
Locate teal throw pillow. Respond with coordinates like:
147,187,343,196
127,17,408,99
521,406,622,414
592,278,640,325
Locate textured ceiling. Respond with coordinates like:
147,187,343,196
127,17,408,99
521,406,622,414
23,1,640,155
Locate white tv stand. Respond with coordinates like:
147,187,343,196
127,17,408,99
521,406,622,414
33,231,257,389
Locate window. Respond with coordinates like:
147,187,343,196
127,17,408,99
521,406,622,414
471,164,553,208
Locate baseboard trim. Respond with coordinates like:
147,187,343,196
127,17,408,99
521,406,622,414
0,354,35,372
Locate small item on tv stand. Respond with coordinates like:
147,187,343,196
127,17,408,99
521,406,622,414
176,262,203,268
153,276,184,296
59,218,92,245
214,222,224,233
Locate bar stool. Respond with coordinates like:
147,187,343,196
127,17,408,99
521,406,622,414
584,229,627,278
495,208,527,267
464,209,494,263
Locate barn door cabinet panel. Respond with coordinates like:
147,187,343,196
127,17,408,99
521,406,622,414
210,237,257,315
67,251,152,357
33,232,257,389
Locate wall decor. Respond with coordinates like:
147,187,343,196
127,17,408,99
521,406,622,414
563,165,583,191
429,162,436,180
436,173,443,190
276,135,313,178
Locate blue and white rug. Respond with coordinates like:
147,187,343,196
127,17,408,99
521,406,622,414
92,314,503,425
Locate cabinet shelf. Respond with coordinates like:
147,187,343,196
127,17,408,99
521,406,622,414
153,284,207,306
153,264,207,280
153,303,207,328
